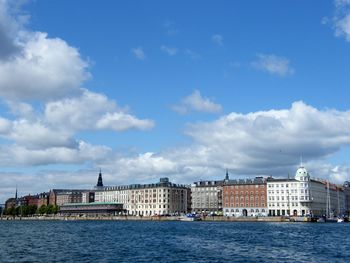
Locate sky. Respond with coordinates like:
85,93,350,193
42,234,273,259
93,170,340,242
1,0,350,203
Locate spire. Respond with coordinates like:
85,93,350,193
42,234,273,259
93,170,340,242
225,169,229,181
96,169,103,188
300,155,303,167
15,185,18,206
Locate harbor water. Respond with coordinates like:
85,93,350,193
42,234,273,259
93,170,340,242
0,220,349,262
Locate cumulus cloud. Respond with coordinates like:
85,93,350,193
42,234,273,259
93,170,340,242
328,0,350,41
0,90,154,167
252,54,294,76
45,89,154,132
97,112,154,131
0,141,111,167
0,1,155,171
102,101,350,186
212,34,223,46
0,31,89,100
0,0,89,101
172,90,222,114
131,47,146,60
160,45,178,56
2,101,350,203
0,119,75,149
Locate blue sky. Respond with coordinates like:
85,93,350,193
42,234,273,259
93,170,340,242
1,0,350,202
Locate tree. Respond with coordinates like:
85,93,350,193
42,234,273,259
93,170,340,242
46,204,54,215
38,204,47,215
6,207,16,216
28,205,37,215
53,205,59,214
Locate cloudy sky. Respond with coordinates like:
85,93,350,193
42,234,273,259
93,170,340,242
1,0,350,203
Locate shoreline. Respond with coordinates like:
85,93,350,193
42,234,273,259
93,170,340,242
0,215,310,222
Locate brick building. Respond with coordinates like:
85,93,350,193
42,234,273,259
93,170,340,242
223,176,268,217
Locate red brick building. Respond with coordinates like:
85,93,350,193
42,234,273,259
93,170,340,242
222,177,268,217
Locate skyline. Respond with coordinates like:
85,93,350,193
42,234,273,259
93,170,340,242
1,0,350,203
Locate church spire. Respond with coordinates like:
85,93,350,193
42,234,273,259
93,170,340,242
15,185,18,206
96,169,103,188
225,169,229,181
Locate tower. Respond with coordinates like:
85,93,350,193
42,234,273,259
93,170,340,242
225,169,229,181
15,185,18,206
96,169,104,188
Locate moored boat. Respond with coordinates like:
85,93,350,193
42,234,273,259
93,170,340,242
178,214,201,222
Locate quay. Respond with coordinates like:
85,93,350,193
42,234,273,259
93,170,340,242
0,215,304,222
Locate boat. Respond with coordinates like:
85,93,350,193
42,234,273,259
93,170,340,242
318,181,338,223
179,214,201,222
337,217,344,223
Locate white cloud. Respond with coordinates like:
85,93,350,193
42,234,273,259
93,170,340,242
2,101,350,203
252,54,294,76
0,32,89,100
0,141,111,167
172,90,222,114
0,0,23,60
2,119,75,149
45,89,154,132
160,45,178,56
0,1,155,171
131,47,146,60
97,112,154,131
330,0,350,41
102,101,350,186
335,14,350,41
212,34,223,46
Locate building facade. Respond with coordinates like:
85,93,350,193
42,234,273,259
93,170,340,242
93,178,188,216
191,180,223,214
49,189,85,206
344,181,350,216
223,177,268,217
267,166,346,217
59,202,124,217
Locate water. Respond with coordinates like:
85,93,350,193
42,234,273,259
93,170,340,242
0,220,349,262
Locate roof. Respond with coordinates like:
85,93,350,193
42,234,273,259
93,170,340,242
266,178,297,182
60,202,122,207
224,177,266,185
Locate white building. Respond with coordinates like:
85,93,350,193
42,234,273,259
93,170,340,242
267,166,346,217
92,178,188,216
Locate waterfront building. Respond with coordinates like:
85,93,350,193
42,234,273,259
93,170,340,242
94,178,188,216
5,198,16,210
267,165,346,217
222,176,268,217
343,181,350,216
82,191,96,203
59,202,124,216
191,177,224,214
49,189,85,206
36,192,50,207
